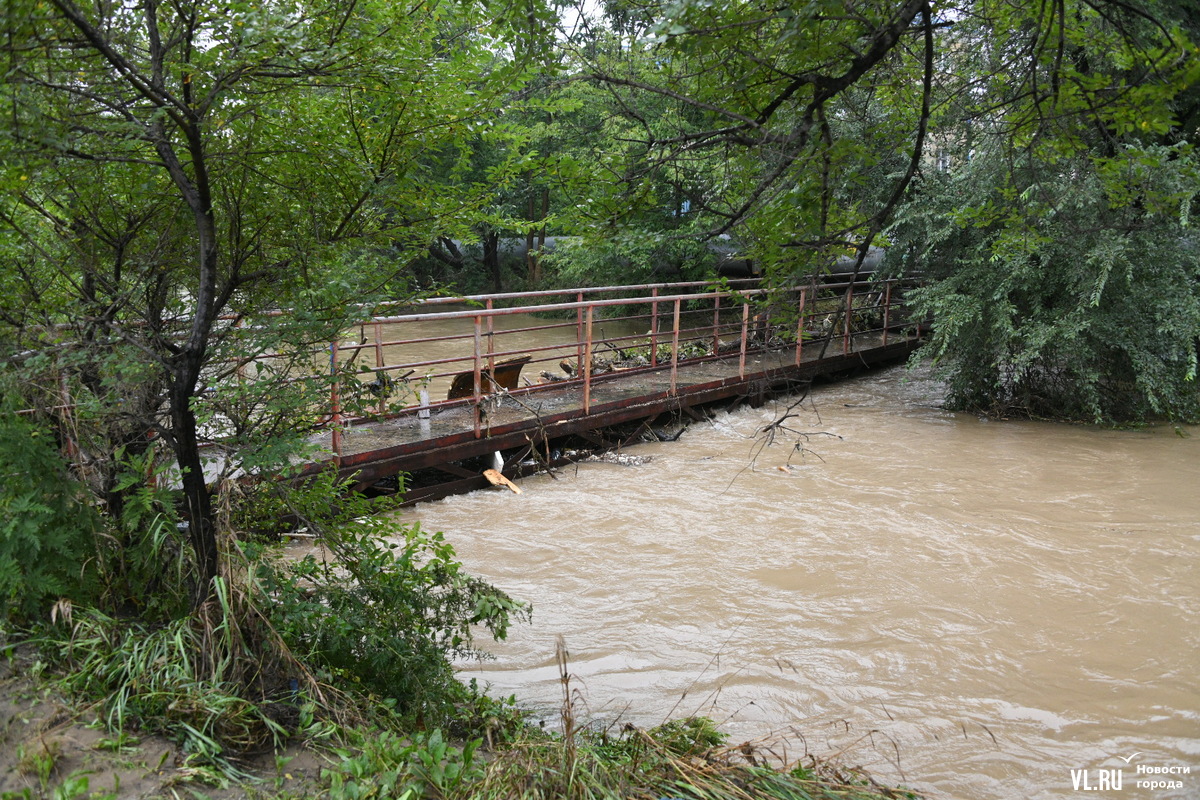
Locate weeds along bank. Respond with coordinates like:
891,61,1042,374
0,658,920,800
0,439,921,799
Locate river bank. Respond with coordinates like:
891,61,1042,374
0,646,924,800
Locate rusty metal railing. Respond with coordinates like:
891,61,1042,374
318,274,916,456
16,275,918,463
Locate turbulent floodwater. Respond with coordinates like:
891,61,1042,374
403,365,1200,800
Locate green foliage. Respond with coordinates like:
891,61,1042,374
18,456,527,761
3,748,119,800
589,716,727,765
258,475,529,723
899,147,1200,421
543,232,719,287
551,0,935,280
323,731,421,800
889,4,1200,423
15,739,60,791
45,584,292,769
0,402,100,624
324,729,484,800
226,458,382,540
51,774,116,800
94,512,195,623
407,730,484,797
643,716,728,755
461,716,916,800
550,0,1199,423
0,0,555,593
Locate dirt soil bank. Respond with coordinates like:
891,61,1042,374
0,655,326,800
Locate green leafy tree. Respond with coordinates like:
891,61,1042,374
520,29,754,286
558,0,1198,420
0,0,551,605
420,76,603,293
558,0,934,278
891,0,1200,421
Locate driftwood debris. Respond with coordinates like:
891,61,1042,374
580,452,652,467
483,468,522,494
447,355,533,400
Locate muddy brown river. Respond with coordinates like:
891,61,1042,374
403,364,1199,800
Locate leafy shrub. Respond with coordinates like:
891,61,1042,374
0,405,100,624
46,577,296,765
260,511,529,724
324,729,483,800
892,134,1200,423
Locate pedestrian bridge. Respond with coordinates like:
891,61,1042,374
301,275,925,503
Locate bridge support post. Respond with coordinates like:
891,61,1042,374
712,295,721,354
843,286,853,355
576,292,584,378
473,316,482,439
330,338,342,460
486,298,495,375
739,301,749,378
670,299,681,395
373,320,385,415
583,305,593,414
883,283,892,346
796,288,807,366
650,288,659,368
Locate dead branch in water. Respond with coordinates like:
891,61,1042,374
720,382,842,494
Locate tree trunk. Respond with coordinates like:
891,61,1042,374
175,222,221,606
169,219,221,606
45,0,226,607
483,231,502,293
164,143,222,607
169,371,218,605
526,188,550,287
427,237,465,283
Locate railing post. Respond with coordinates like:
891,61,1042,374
882,282,892,346
795,288,806,366
739,300,749,379
583,305,594,414
330,338,342,460
473,315,483,439
576,292,584,376
670,299,681,395
650,288,659,368
374,319,385,414
843,286,853,355
486,298,495,375
712,294,721,355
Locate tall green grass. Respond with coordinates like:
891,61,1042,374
378,715,924,800
46,576,300,769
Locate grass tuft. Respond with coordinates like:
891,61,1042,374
458,720,922,800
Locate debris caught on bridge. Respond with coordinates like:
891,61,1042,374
581,452,653,466
483,468,522,494
447,355,533,399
